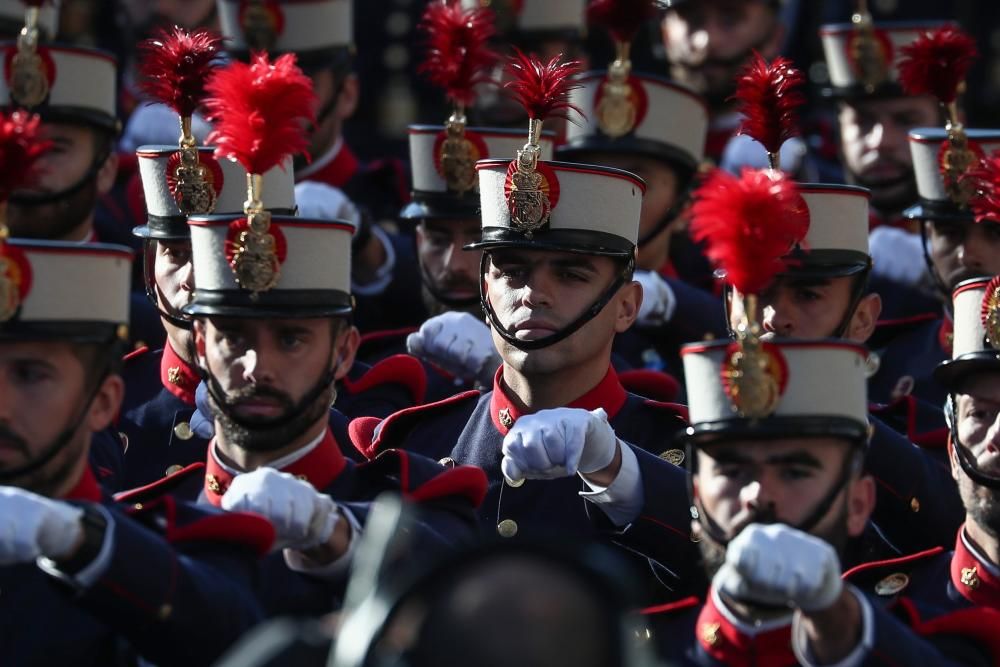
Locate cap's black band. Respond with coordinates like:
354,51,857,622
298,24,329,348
135,208,298,240
399,190,481,222
903,198,976,222
683,415,869,448
466,227,635,258
185,288,353,319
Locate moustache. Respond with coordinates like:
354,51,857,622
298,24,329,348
0,423,31,458
225,385,295,411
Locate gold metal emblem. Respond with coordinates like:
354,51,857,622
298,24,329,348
721,337,786,419
438,456,456,468
597,43,637,138
230,216,281,295
700,622,720,646
241,0,279,52
941,136,978,209
498,407,514,430
982,278,1000,350
660,449,685,466
165,464,184,476
206,474,223,494
910,497,921,513
848,7,889,93
507,118,551,238
173,422,194,441
0,257,21,321
172,147,218,215
874,572,910,596
167,366,182,386
496,518,518,538
961,566,981,590
439,112,477,194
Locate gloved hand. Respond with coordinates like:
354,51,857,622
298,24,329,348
407,311,500,387
222,468,340,552
293,181,362,229
501,407,619,484
0,486,84,565
634,270,677,327
713,523,843,612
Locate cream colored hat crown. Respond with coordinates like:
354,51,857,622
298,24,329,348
819,20,951,98
218,0,352,64
681,338,870,443
401,125,555,221
0,40,117,130
560,71,707,173
186,215,354,318
136,148,295,239
935,276,1000,390
904,128,1000,222
0,240,131,341
467,158,644,257
786,184,871,276
460,0,585,39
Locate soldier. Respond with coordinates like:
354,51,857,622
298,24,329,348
351,52,700,598
0,111,275,665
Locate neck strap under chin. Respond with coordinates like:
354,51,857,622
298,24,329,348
9,148,109,207
479,252,634,352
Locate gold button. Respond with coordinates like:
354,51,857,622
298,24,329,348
498,408,514,430
910,497,920,513
438,457,456,468
874,572,909,596
659,449,685,466
173,422,194,440
701,622,720,646
206,474,223,494
961,566,980,590
158,604,173,620
165,465,184,476
167,366,182,385
497,519,518,538
133,502,143,511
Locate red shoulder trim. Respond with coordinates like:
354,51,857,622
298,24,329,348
349,416,381,460
842,545,946,580
359,326,417,348
641,399,690,424
341,354,427,405
619,369,680,403
869,395,949,449
911,604,1000,663
114,462,205,504
354,390,480,459
642,595,702,616
123,345,150,363
127,494,274,556
407,463,488,508
876,312,941,328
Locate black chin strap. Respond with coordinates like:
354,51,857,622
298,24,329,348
948,395,1000,489
919,220,951,299
636,184,692,248
142,241,194,331
479,252,635,352
8,149,109,207
832,269,871,339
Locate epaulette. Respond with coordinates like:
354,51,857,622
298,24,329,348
869,312,939,350
870,395,949,449
123,493,274,556
341,353,427,405
894,597,1000,664
356,448,488,507
349,390,480,460
641,595,702,617
640,398,690,424
619,368,680,403
358,326,416,360
114,462,205,506
123,345,151,363
842,545,947,597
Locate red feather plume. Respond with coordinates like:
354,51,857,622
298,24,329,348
417,2,498,108
587,0,657,44
138,26,225,118
689,168,809,295
733,53,804,157
504,50,583,121
0,111,49,202
204,52,317,175
965,153,1000,223
898,27,977,104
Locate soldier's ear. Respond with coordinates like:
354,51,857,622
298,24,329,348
846,472,876,537
847,292,881,343
96,149,118,196
193,320,208,366
332,324,360,380
86,374,125,433
615,280,642,333
335,73,360,121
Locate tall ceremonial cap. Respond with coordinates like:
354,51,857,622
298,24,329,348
894,25,985,222
186,51,353,319
459,0,587,44
217,0,353,70
559,0,707,179
0,0,117,132
0,109,131,342
818,0,953,100
403,0,555,222
133,27,294,240
467,50,644,258
0,0,57,40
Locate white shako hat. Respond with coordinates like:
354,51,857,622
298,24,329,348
819,20,952,99
135,149,296,240
0,39,117,131
559,72,707,178
0,239,132,342
217,0,353,69
0,1,59,40
903,128,1000,223
460,0,586,42
186,209,354,319
401,125,555,221
681,338,870,445
467,158,644,258
783,183,871,277
935,276,1000,391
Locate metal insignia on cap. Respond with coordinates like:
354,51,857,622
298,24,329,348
720,339,789,419
8,6,50,109
167,145,222,215
981,275,1000,350
239,0,284,52
937,138,982,209
437,116,481,194
0,240,31,322
845,5,891,93
226,174,285,298
506,138,552,238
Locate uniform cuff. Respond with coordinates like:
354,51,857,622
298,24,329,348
579,442,644,527
37,505,115,590
351,225,396,296
283,506,362,581
792,586,873,667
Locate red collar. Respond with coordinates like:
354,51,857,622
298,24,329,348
489,365,628,435
299,142,359,189
160,342,199,406
939,318,954,356
203,430,347,507
64,465,103,502
696,590,796,667
951,526,1000,607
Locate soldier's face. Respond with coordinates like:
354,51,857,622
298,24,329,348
692,437,873,572
483,249,640,374
416,219,483,313
0,341,121,495
837,97,938,216
153,240,195,316
926,219,1000,293
952,374,1000,531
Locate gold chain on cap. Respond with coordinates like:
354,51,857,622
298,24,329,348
508,118,550,237
849,0,889,93
230,173,280,297
597,40,637,138
9,5,49,108
172,116,218,215
439,106,478,194
721,294,785,418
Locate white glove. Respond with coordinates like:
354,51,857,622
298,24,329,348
635,270,677,326
222,468,340,552
0,487,84,565
406,311,500,386
293,181,362,229
501,407,619,484
713,523,843,613
869,226,927,287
